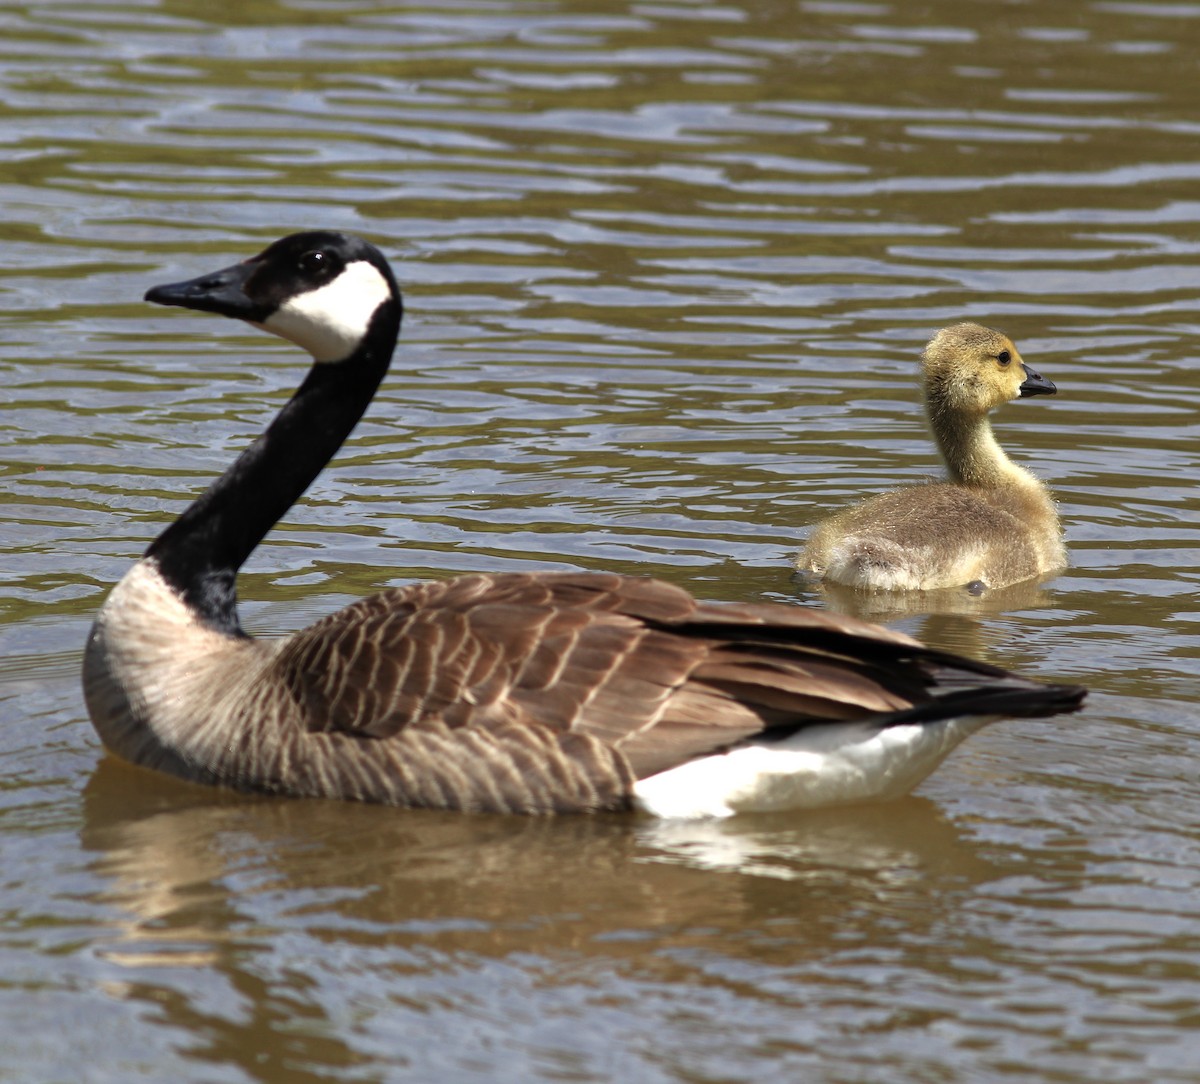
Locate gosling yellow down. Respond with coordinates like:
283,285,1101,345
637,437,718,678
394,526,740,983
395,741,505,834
801,323,1066,593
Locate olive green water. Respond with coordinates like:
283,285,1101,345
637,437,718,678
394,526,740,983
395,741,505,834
1,2,1198,1080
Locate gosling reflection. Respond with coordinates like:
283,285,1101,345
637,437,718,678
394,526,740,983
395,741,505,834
791,571,1062,675
803,570,1053,622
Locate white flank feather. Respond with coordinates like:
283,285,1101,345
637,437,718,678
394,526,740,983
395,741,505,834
632,717,998,819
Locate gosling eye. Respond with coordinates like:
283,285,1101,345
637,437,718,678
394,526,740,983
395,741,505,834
997,349,1012,366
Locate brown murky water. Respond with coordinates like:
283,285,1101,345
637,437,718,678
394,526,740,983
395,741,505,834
1,2,1198,1080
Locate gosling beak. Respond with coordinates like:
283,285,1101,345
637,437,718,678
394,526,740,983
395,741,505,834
146,256,269,323
1018,363,1057,398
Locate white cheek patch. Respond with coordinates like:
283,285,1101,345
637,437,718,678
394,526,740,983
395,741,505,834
259,260,392,363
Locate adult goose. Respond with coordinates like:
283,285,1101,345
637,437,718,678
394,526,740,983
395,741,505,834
801,323,1066,593
83,233,1085,817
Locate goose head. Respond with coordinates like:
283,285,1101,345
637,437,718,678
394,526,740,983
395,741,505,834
145,230,401,364
136,232,404,635
922,323,1055,422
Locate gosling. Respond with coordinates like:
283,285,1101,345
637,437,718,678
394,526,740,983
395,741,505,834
801,323,1066,593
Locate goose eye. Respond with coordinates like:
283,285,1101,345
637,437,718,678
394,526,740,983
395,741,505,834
299,250,328,274
997,350,1012,366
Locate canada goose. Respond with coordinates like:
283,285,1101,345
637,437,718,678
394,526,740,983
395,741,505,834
82,234,1085,817
801,324,1066,593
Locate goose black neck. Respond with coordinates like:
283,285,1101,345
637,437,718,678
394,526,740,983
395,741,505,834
146,299,401,635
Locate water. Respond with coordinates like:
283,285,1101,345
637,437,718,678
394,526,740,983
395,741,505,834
1,1,1198,1080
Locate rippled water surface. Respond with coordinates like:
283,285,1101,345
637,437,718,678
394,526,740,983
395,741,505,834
2,1,1199,1080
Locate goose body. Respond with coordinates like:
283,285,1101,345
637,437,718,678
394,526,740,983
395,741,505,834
83,234,1085,816
801,324,1066,593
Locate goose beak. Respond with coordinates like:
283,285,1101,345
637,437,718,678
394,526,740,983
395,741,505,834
1018,363,1057,398
146,258,269,322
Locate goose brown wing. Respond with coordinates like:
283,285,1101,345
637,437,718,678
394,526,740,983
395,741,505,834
270,571,1021,782
274,572,711,745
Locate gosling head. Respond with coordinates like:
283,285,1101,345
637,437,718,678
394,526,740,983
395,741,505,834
922,323,1055,420
144,230,401,364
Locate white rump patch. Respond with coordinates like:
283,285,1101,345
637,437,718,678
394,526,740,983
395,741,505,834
632,716,996,819
259,260,392,363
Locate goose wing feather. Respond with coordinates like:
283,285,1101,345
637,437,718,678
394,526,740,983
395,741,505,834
269,571,1054,785
276,572,722,745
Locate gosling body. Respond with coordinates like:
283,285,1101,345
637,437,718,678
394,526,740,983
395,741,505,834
802,324,1065,593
